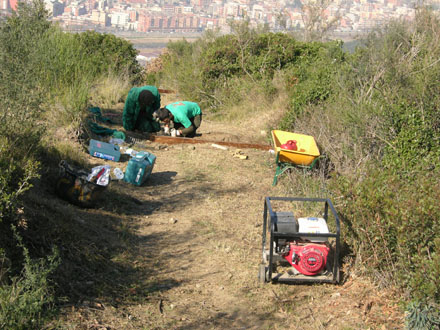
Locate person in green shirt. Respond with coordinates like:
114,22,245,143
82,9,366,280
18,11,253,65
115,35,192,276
122,86,161,133
155,101,202,137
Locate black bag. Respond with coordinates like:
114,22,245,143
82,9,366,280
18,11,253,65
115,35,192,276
55,160,107,208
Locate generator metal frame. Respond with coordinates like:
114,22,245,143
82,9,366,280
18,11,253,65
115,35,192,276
260,196,340,284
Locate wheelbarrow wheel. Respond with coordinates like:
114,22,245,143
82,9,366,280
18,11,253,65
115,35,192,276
259,264,268,284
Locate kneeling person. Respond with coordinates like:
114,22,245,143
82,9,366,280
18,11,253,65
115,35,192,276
122,85,161,133
156,101,202,137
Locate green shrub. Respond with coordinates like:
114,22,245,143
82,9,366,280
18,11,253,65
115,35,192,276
0,230,59,330
279,40,346,130
36,27,142,130
0,0,48,223
331,165,440,300
284,8,440,303
161,38,205,104
0,2,142,328
0,152,40,223
155,22,344,114
73,30,142,83
405,301,440,330
196,30,331,110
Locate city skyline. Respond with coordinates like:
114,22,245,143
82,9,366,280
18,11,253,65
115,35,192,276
2,0,439,36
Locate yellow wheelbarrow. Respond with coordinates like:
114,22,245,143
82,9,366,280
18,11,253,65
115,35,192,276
271,130,321,185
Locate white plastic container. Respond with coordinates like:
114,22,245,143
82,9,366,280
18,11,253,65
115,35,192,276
297,217,329,242
113,167,124,180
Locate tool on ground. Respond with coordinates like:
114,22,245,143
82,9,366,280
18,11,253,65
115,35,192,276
271,130,321,185
211,143,228,150
231,149,248,160
259,196,340,284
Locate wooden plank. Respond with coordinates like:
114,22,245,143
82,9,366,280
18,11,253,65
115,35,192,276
157,89,175,94
147,135,272,151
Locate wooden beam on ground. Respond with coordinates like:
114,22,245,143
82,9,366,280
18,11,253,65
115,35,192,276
157,89,175,94
147,135,272,151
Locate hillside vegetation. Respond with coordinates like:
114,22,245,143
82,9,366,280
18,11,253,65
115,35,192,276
150,8,440,304
1,0,440,328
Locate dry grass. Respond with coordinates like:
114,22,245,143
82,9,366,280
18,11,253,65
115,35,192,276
216,73,291,144
89,73,132,110
293,104,373,177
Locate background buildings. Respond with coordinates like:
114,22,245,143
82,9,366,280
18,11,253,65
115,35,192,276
2,0,438,36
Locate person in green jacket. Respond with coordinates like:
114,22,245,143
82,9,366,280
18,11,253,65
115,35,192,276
154,101,202,138
122,86,161,133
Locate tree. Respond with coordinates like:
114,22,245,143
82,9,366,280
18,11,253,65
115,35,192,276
300,0,342,41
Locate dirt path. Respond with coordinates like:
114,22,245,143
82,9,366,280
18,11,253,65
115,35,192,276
52,108,404,329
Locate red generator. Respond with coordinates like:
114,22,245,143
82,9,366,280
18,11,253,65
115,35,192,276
259,197,340,284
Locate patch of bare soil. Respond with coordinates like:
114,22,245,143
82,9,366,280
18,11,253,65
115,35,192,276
41,103,404,329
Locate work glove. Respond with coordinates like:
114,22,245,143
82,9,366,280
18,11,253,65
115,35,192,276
163,126,170,135
170,128,181,137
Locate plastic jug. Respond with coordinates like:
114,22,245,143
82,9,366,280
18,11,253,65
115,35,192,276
280,140,298,151
123,151,156,186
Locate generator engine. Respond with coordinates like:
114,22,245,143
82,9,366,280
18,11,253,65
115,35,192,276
275,215,331,276
282,242,329,275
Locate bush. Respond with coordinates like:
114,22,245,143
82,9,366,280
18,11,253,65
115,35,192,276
160,38,205,104
0,230,59,330
89,72,132,109
331,165,440,299
36,28,142,130
0,1,141,328
0,0,48,222
279,40,346,130
405,301,440,330
73,30,142,83
155,22,343,113
320,8,440,302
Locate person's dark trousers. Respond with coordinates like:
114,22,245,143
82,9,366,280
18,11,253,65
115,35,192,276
175,114,202,138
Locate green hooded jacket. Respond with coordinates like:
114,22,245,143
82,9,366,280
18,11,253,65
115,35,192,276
122,86,161,132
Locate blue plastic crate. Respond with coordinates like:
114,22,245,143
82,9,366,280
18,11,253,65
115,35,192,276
89,139,121,162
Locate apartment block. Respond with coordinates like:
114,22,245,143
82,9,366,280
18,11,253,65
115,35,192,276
0,0,17,11
90,9,110,26
111,11,129,27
